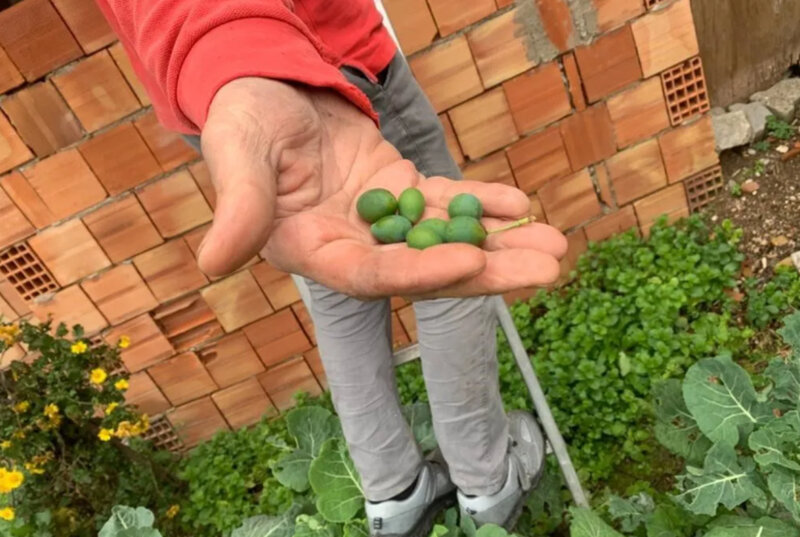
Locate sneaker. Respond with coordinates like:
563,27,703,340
365,456,456,537
457,411,545,530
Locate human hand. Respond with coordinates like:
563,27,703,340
197,77,568,300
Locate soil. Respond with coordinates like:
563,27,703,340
705,123,800,279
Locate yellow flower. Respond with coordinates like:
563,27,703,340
43,403,59,420
0,441,10,450
114,378,129,391
0,468,24,493
70,340,88,354
0,325,20,346
90,368,108,385
105,402,119,415
98,428,113,442
23,462,44,475
12,401,29,413
166,505,180,519
0,507,14,521
11,431,24,440
118,335,131,349
115,421,133,438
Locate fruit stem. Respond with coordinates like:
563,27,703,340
487,216,532,234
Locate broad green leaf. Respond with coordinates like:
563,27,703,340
568,507,624,537
294,514,342,537
475,525,515,537
430,526,450,537
766,467,800,523
704,515,800,537
778,311,800,355
99,507,158,537
230,512,296,537
114,531,161,537
683,355,769,446
309,438,364,522
526,460,564,523
764,359,800,406
654,380,712,465
675,442,762,516
343,521,369,537
460,515,478,537
645,502,702,537
607,493,654,533
286,407,341,457
273,450,314,492
403,402,438,452
748,410,800,472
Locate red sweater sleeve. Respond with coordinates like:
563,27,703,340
95,0,379,134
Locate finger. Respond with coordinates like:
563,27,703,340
417,178,530,219
483,222,569,259
197,122,277,277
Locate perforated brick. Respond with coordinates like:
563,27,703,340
660,56,710,126
684,165,724,213
0,243,59,301
142,414,184,452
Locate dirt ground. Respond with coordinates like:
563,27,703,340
706,121,800,278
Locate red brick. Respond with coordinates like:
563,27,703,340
574,26,641,103
201,270,273,332
149,352,217,406
51,0,115,53
0,288,18,319
0,113,31,176
462,152,516,187
382,0,438,55
560,104,616,171
594,162,614,206
450,88,518,160
291,301,316,345
633,183,689,235
29,219,111,286
31,285,108,335
392,311,410,349
188,160,216,209
0,0,82,81
561,53,586,111
0,183,33,249
658,116,718,183
585,206,639,242
212,377,276,429
250,261,300,310
199,331,264,388
467,9,537,88
631,0,699,77
244,309,312,368
51,51,141,133
79,122,162,195
607,77,670,148
167,397,229,447
83,195,163,263
152,293,222,352
408,36,483,113
592,0,645,32
133,240,209,303
528,194,546,222
1,82,83,158
506,126,571,194
503,63,570,134
606,139,667,205
538,169,602,230
496,0,514,6
21,149,107,220
126,371,171,416
557,228,588,285
81,264,158,325
536,0,575,53
108,43,150,106
428,0,496,36
304,347,326,389
135,111,200,171
0,279,28,317
257,356,322,411
0,46,23,94
397,305,417,342
137,170,213,237
105,314,174,373
391,296,409,311
440,114,464,166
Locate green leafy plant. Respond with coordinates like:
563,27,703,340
730,182,744,197
98,506,162,537
766,115,795,140
752,140,771,152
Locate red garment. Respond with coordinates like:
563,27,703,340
95,0,397,134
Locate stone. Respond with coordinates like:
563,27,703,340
750,78,800,122
712,110,753,152
729,102,772,141
741,179,759,194
710,106,726,117
777,144,790,154
792,251,800,272
771,235,790,247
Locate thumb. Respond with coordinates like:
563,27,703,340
196,121,277,278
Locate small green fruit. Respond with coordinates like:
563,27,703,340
398,187,425,224
445,216,486,246
448,193,483,219
357,188,398,223
371,215,413,244
406,226,443,250
415,218,448,239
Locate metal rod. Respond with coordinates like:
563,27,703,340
492,296,589,508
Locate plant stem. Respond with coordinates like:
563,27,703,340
487,216,532,235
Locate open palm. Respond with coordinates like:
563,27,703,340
196,78,568,300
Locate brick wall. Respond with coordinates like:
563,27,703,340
0,0,719,448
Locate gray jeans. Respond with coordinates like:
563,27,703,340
185,53,509,501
